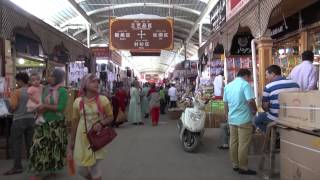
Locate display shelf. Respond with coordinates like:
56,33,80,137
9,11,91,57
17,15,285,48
225,56,257,81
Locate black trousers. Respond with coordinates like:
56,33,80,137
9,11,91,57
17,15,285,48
170,101,177,108
160,99,166,114
10,118,34,169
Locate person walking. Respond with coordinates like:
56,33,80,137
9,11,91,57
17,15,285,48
69,74,113,180
168,83,178,108
223,69,258,175
141,83,150,118
159,86,166,114
115,82,128,112
111,83,128,127
128,81,143,125
164,84,170,106
111,93,121,128
148,84,160,126
4,73,34,176
29,69,68,180
289,50,318,90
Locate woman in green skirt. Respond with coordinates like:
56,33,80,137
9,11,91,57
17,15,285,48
29,69,68,180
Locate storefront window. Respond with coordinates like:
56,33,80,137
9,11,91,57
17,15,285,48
273,36,301,76
312,32,320,62
16,57,45,76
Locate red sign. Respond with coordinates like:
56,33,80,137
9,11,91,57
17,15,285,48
226,0,250,20
91,47,122,66
109,18,174,50
144,74,159,82
230,0,241,9
91,47,110,58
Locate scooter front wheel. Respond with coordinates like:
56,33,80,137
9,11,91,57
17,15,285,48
182,131,200,153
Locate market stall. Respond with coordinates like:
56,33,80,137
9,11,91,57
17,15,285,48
15,54,46,77
12,26,47,81
91,47,126,95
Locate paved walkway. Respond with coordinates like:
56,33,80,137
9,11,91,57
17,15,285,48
0,114,272,180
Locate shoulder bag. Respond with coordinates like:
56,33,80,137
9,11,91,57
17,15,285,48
80,97,117,152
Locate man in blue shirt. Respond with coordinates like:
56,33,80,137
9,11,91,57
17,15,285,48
224,69,257,175
255,65,300,132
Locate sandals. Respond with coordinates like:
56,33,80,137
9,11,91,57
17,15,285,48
3,168,23,176
217,145,229,150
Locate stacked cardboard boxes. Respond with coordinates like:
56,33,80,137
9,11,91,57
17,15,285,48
280,128,320,180
205,111,226,128
278,91,320,131
205,100,226,128
279,91,320,180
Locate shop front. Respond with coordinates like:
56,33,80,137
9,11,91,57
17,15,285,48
171,60,197,93
199,0,320,178
267,0,320,84
12,25,47,83
15,54,45,77
311,28,320,62
91,47,124,95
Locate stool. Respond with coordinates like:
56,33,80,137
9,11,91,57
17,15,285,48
258,123,280,179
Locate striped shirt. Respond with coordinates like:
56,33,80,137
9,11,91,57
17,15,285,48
262,77,300,121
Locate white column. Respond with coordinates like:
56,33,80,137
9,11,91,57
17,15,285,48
223,50,228,85
199,23,203,47
184,43,187,60
86,23,90,47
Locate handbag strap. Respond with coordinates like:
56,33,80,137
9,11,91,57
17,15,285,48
80,98,89,134
80,96,105,134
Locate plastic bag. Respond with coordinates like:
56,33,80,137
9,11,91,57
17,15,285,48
0,99,9,117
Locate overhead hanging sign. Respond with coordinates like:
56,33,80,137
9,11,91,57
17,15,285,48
210,0,226,32
91,47,122,66
109,18,174,50
145,74,159,82
226,0,250,20
91,47,110,59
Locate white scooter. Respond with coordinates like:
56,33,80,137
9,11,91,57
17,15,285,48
177,95,207,152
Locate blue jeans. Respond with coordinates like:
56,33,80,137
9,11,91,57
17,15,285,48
220,123,230,145
254,112,273,133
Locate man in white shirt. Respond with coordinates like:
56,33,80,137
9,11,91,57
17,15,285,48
168,84,178,108
213,71,224,100
289,50,318,91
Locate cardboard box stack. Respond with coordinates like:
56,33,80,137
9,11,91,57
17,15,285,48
205,100,226,128
278,91,320,131
279,91,320,180
280,128,320,180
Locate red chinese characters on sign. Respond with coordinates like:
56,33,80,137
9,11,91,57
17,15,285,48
226,0,250,20
109,18,174,50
